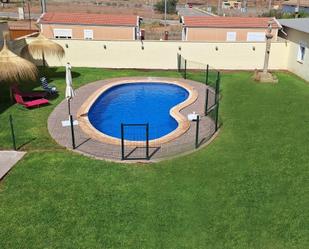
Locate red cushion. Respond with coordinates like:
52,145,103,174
25,98,49,107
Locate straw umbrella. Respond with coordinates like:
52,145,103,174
21,33,65,68
0,38,38,83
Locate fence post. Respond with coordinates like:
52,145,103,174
121,123,125,160
205,88,209,116
215,72,220,96
146,123,149,160
9,115,16,151
69,115,76,149
215,102,219,132
195,115,200,149
177,53,180,72
184,60,187,79
205,64,209,85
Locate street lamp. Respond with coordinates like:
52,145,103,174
262,20,273,75
255,19,278,83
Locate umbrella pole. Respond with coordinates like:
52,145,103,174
42,51,46,69
68,98,71,115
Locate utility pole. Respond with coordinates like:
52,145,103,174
41,0,47,13
27,1,31,30
295,0,300,18
164,0,167,28
217,0,221,15
268,0,272,12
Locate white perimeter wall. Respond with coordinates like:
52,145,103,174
283,28,309,81
25,39,289,71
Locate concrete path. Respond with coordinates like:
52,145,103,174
0,151,26,180
177,7,213,16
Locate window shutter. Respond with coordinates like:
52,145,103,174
247,32,265,42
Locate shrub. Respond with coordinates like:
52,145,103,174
154,0,178,14
260,9,309,19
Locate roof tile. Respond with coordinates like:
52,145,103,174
183,16,280,28
39,12,138,26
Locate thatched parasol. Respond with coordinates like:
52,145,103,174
0,39,38,83
21,33,65,67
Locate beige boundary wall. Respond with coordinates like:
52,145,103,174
25,38,289,70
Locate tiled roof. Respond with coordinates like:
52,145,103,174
8,20,39,30
39,12,138,26
279,18,309,34
183,16,280,28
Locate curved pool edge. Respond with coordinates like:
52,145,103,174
77,77,198,146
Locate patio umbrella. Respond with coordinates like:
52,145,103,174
65,62,75,115
65,62,76,149
21,33,65,68
0,37,38,83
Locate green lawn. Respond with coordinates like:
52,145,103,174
0,69,308,249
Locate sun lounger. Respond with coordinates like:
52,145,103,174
14,93,49,108
40,77,57,95
11,85,47,99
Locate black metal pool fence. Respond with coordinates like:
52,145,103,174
119,56,222,160
121,123,150,160
177,53,220,90
1,114,35,151
2,59,221,161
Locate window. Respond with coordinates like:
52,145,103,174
247,32,265,42
84,29,93,40
226,32,236,41
297,43,306,63
53,29,72,39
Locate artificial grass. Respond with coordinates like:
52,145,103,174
0,69,308,248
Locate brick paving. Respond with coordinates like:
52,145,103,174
48,77,216,162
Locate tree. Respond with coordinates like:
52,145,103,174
154,0,178,14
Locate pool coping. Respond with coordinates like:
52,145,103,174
77,77,198,146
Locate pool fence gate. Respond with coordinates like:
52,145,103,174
121,123,150,160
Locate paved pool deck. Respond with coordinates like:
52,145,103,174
0,151,26,180
48,77,217,162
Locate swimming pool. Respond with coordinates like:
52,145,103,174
88,82,189,141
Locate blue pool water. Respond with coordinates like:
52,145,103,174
88,82,189,141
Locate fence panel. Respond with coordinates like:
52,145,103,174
177,54,222,149
177,54,220,89
0,113,38,150
121,124,149,160
0,113,12,150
